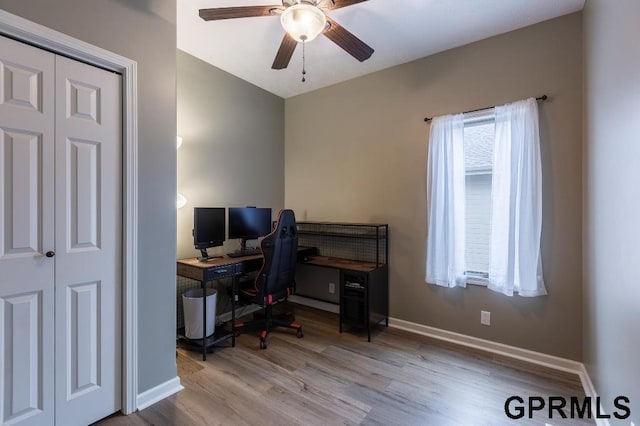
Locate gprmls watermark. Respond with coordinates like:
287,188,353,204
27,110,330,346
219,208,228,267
504,396,631,420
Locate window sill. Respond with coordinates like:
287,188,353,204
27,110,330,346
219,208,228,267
466,277,488,287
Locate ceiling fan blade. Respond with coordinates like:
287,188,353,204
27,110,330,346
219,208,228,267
199,6,281,21
325,0,368,10
272,33,298,70
323,17,374,62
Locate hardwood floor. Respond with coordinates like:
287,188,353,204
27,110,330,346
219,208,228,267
97,305,592,425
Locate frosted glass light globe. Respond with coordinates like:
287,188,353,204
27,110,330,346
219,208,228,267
280,4,327,42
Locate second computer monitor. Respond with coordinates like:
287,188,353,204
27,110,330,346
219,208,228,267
228,207,272,240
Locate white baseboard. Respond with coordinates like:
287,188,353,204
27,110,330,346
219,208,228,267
136,376,183,411
577,364,610,426
217,296,338,324
578,363,598,399
217,303,262,323
389,317,584,374
388,317,612,424
289,295,339,313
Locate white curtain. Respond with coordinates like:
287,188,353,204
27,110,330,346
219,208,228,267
488,98,547,296
426,114,467,288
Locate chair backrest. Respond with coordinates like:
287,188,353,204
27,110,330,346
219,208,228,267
255,209,298,302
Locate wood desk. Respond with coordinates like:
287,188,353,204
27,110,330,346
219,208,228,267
177,247,317,360
298,256,389,342
301,256,379,272
176,256,250,360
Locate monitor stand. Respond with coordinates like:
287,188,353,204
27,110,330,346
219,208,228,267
227,238,260,257
198,248,222,262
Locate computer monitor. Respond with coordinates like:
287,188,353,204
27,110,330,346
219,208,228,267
193,207,225,260
228,207,272,248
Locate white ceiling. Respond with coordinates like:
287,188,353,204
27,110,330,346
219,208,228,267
177,0,585,99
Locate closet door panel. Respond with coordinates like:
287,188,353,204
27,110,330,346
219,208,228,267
54,55,122,426
0,35,55,426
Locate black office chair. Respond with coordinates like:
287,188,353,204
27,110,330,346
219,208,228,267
235,209,303,349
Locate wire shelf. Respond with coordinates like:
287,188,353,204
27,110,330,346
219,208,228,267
297,222,388,266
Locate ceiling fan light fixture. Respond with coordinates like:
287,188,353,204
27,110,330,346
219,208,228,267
280,3,327,43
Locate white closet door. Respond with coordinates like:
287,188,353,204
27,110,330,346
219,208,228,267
0,36,56,426
54,56,122,426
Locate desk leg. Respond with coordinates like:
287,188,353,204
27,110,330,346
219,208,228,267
231,276,237,347
202,280,207,361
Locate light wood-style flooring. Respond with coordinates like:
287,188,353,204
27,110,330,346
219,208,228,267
97,305,591,425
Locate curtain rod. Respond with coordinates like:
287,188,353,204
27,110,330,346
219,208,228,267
423,95,548,123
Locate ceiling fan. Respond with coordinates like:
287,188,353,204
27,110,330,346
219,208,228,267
199,0,374,71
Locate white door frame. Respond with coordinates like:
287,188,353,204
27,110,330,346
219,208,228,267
0,10,139,415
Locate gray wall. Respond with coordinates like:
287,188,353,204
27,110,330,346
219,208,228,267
285,13,584,360
1,1,178,393
583,0,640,421
176,50,285,259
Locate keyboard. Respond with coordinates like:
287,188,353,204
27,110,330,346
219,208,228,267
227,248,261,258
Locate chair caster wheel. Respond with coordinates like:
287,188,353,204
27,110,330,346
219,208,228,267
296,328,304,338
259,340,267,350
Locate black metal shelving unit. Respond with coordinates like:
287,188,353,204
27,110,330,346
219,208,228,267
296,222,388,266
296,222,389,341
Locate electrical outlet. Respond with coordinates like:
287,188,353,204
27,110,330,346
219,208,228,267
328,282,335,294
481,311,491,326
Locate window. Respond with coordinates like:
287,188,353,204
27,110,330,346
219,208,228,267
463,114,494,283
426,98,546,296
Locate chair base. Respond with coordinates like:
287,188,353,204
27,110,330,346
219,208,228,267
234,304,303,349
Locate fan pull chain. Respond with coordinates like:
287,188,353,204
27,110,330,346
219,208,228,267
302,40,307,83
